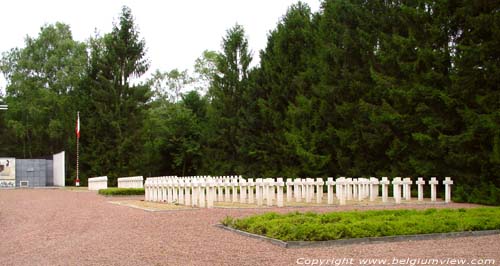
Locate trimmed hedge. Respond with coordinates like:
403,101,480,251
98,188,145,196
222,208,500,241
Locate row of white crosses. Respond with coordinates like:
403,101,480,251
331,176,454,205
144,175,454,208
145,176,289,207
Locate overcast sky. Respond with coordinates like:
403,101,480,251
0,0,321,93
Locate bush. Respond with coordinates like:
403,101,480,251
453,182,500,206
98,188,145,196
223,207,500,241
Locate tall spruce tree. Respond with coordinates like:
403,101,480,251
245,2,320,177
204,24,252,174
79,6,150,185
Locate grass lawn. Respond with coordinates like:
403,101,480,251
98,187,145,196
222,207,500,241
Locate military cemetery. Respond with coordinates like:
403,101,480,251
1,1,498,265
143,175,453,207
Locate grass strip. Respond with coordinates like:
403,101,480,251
222,207,500,241
98,187,145,196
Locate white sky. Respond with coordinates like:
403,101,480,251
0,0,321,94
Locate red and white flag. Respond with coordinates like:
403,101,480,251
75,112,80,139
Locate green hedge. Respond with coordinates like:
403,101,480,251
98,188,145,196
222,208,500,241
453,182,500,206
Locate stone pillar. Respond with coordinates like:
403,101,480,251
346,178,353,201
267,178,275,205
217,179,223,202
429,177,439,202
224,179,231,202
199,181,206,208
152,179,158,202
161,178,167,202
416,177,425,201
305,178,313,203
162,180,168,203
231,179,239,203
392,177,402,204
336,177,345,199
276,177,284,207
159,178,164,202
363,178,370,199
156,179,161,202
262,179,269,202
301,179,306,200
255,178,263,206
178,180,185,205
184,182,191,206
443,177,453,203
352,179,359,200
265,178,273,206
239,179,247,204
294,178,302,202
364,178,370,199
369,177,379,201
355,179,363,201
167,180,174,203
247,178,255,204
336,178,346,205
149,179,154,201
315,178,324,204
380,177,390,203
403,177,413,201
207,181,214,208
191,180,199,207
326,177,335,205
172,180,179,203
286,178,294,202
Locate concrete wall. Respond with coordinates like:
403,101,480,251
16,159,48,188
53,151,65,187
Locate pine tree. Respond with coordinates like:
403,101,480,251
204,24,252,174
79,6,150,185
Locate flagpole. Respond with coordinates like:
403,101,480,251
76,111,80,187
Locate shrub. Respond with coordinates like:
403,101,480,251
98,188,145,196
453,182,500,206
223,207,500,241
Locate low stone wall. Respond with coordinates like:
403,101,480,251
118,176,144,188
88,176,108,191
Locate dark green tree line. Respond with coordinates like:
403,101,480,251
1,2,498,204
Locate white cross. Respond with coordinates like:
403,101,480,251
429,177,439,202
416,177,425,201
443,177,454,203
380,177,390,203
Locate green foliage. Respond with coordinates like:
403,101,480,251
78,6,150,186
224,208,500,241
203,24,252,174
142,101,202,176
454,180,500,206
98,187,145,196
1,2,499,200
0,22,87,185
148,68,193,102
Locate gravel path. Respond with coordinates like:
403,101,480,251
0,189,498,266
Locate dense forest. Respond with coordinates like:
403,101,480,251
0,1,498,204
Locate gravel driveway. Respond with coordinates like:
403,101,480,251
1,189,498,266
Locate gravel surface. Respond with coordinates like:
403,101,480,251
0,189,498,266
